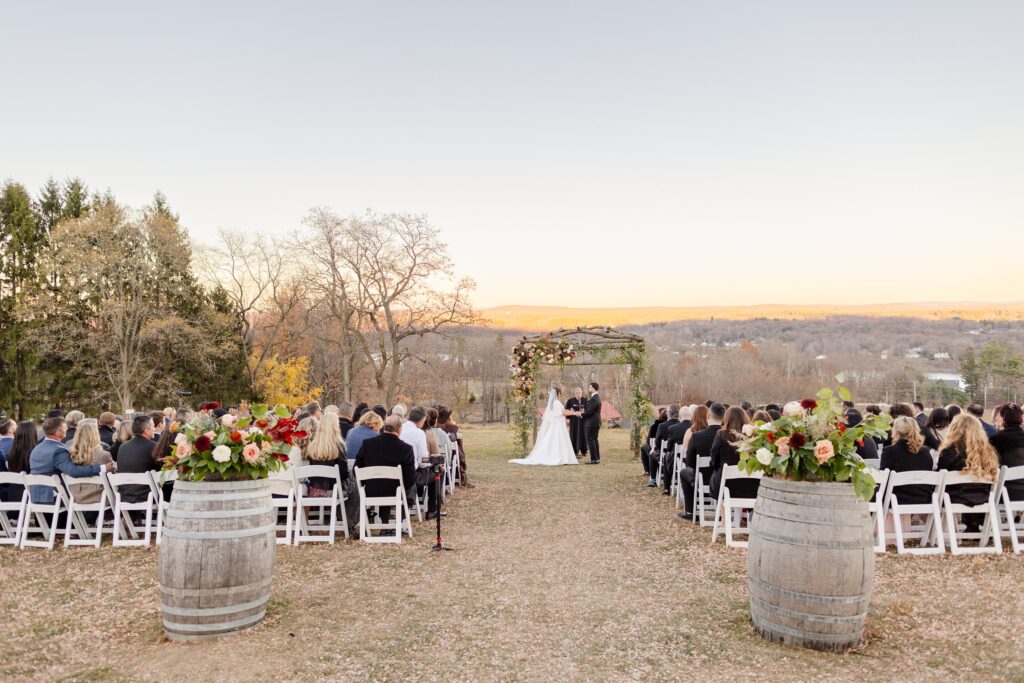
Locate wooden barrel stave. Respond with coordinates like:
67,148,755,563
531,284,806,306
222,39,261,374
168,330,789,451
747,477,873,651
159,479,276,641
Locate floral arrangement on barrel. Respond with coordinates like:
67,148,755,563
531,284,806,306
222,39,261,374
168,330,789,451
163,404,307,481
737,377,892,500
510,338,577,401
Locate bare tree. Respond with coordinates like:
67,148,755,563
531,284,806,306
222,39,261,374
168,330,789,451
196,229,308,397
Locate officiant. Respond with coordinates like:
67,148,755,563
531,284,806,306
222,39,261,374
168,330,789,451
564,387,588,458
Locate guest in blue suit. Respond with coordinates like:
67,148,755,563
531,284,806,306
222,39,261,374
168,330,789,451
28,417,113,504
967,404,998,438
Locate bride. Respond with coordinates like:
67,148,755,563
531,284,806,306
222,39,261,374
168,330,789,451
509,387,579,466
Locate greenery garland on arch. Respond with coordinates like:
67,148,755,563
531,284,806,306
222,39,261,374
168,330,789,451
509,326,652,456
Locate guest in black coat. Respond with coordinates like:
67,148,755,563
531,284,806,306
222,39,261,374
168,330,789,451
991,403,1024,501
651,406,680,488
966,404,997,437
643,408,667,479
845,410,879,461
881,416,935,505
98,413,117,447
922,408,950,451
116,415,159,504
355,415,416,524
937,414,1000,532
678,403,725,518
708,406,755,501
3,421,37,509
337,401,356,439
661,407,692,495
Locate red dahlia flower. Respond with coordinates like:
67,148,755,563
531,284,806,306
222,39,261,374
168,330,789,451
800,399,817,411
194,435,212,452
789,432,806,449
229,430,243,442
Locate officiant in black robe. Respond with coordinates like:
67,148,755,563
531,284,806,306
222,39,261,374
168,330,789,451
565,388,588,458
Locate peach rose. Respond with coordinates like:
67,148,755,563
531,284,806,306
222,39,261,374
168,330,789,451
242,443,262,463
175,442,192,459
203,431,216,440
241,444,262,464
776,436,791,457
814,439,835,464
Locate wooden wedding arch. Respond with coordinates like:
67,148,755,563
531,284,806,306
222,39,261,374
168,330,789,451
509,326,652,457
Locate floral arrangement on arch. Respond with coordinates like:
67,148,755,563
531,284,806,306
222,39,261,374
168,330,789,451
736,377,892,500
164,404,308,481
509,338,577,401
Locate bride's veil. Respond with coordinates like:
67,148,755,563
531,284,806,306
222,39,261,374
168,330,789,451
544,388,559,415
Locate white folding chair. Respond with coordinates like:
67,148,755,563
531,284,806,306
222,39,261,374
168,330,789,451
866,468,890,553
693,456,716,527
20,474,71,550
671,444,683,498
450,438,462,488
62,473,110,548
106,472,158,547
996,465,1024,554
268,467,296,545
292,464,348,544
883,470,945,555
440,438,455,498
150,468,177,545
0,472,27,546
412,470,427,522
939,471,1001,555
354,465,412,544
711,466,763,548
647,438,657,482
862,458,881,469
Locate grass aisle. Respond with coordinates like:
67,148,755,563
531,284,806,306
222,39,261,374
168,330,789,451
1,427,1022,681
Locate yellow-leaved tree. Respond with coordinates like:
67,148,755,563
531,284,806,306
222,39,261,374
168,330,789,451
252,354,322,409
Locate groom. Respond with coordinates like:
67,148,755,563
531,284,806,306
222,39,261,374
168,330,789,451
581,382,602,464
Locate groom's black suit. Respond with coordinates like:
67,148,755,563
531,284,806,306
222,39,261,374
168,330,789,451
581,392,602,463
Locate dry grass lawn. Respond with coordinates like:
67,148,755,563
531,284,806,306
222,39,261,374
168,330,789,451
1,426,1023,681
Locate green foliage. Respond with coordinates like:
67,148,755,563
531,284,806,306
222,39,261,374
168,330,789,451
737,376,892,501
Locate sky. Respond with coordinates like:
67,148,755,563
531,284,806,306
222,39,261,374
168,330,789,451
2,2,1022,308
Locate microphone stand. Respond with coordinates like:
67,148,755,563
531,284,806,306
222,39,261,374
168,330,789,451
429,457,452,552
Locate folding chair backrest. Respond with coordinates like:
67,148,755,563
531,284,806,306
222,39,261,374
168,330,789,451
942,471,995,489
886,469,943,488
355,465,402,492
862,458,881,469
107,472,157,500
867,468,889,487
998,465,1024,490
62,473,106,495
293,464,340,482
268,466,294,496
696,456,711,470
721,464,763,482
24,473,63,493
0,471,24,488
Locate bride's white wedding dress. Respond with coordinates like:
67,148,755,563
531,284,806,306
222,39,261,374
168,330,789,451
509,389,579,466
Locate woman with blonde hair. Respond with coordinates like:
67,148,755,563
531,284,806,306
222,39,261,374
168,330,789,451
346,410,383,462
881,416,934,506
304,407,358,534
109,419,134,462
67,419,113,517
938,414,1000,533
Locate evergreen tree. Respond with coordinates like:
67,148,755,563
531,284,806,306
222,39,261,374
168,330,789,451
61,178,89,219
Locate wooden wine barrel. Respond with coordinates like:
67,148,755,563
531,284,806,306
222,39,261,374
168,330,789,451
158,479,276,641
747,477,874,652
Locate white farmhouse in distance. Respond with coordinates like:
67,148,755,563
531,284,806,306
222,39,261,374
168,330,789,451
924,371,966,390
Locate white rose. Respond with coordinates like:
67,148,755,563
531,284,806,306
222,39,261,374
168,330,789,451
212,445,232,463
758,423,776,432
755,447,773,466
221,414,236,427
742,424,755,436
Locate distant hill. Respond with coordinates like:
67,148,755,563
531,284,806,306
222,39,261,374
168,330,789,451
481,302,1024,332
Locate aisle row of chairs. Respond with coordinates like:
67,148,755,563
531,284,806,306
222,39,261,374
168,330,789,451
0,436,462,550
649,439,1024,555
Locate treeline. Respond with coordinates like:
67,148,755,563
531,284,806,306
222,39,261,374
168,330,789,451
0,179,477,419
0,178,247,418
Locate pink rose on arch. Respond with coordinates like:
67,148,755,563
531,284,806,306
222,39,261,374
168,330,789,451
814,439,835,464
242,443,262,463
775,436,791,457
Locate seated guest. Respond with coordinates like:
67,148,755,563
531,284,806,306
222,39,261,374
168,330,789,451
61,410,85,445
115,414,159,505
347,411,383,462
305,407,358,535
966,404,997,437
678,403,724,519
651,405,680,488
922,408,950,451
29,417,112,507
98,412,117,447
844,409,879,461
913,401,927,427
294,415,319,465
0,418,16,499
885,403,916,446
642,408,667,478
881,416,935,506
708,406,753,501
148,411,166,443
990,403,1024,501
662,406,693,495
67,419,114,519
947,405,962,420
152,429,176,501
355,415,416,527
174,408,192,425
4,421,38,506
937,414,1000,533
352,402,369,422
371,404,388,420
337,401,356,438
401,407,439,517
109,420,134,462
437,405,471,488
